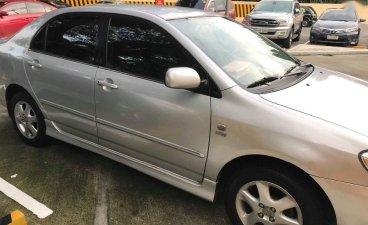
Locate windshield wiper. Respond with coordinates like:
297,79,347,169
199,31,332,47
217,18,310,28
247,76,279,88
281,63,313,78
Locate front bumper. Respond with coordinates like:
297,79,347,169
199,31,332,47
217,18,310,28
313,176,368,225
310,30,359,45
250,26,292,40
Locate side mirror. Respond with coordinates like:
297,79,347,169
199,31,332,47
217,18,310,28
360,18,366,23
0,11,9,17
294,8,300,14
165,67,201,89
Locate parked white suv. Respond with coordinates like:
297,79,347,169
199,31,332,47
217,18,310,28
243,0,303,48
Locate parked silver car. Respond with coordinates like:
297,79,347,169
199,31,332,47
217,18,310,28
0,5,368,225
243,0,303,48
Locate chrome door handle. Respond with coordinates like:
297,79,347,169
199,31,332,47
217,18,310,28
27,59,42,69
97,79,118,89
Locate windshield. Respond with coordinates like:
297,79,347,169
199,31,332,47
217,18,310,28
170,17,298,89
320,9,357,21
253,1,292,13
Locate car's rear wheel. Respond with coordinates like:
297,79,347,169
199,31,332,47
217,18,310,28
9,92,47,146
225,165,328,225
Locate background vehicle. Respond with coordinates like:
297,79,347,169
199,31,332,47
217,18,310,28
243,0,303,48
40,0,70,8
176,0,236,19
0,0,55,38
2,5,368,225
310,7,366,46
301,5,317,27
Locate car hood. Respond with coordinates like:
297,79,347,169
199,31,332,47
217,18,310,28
261,67,368,136
315,20,357,29
249,11,290,20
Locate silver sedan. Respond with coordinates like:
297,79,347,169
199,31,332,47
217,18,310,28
0,5,367,225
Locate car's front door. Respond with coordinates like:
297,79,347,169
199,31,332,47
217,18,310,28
24,13,103,142
95,15,211,182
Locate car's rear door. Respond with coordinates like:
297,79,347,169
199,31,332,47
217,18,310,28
0,2,28,38
23,12,103,143
94,15,211,182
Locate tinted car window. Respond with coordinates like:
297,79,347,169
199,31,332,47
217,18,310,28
31,13,101,64
320,9,357,22
27,2,46,13
253,1,292,13
3,2,27,15
106,16,205,82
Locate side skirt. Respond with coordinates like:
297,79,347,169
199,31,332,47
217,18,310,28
45,119,217,202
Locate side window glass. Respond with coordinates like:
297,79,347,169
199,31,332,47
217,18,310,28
3,3,27,15
27,3,46,14
106,16,205,82
44,14,101,64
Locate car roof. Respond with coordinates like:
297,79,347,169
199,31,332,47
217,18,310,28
54,5,216,20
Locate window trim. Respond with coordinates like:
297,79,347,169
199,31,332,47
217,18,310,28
29,12,106,67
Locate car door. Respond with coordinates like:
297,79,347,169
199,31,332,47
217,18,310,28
0,2,28,38
95,15,211,182
23,13,103,142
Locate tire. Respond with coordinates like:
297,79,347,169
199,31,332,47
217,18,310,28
283,28,293,49
294,25,302,42
9,92,48,146
225,165,328,225
302,20,309,27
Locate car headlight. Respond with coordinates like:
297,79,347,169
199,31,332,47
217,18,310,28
278,19,289,26
344,27,359,33
359,151,368,171
312,26,321,32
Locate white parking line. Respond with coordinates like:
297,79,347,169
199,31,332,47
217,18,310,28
0,177,53,219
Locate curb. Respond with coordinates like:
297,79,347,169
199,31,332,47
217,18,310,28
289,50,368,56
0,211,27,225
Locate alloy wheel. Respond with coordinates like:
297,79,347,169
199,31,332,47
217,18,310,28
235,181,303,225
14,101,39,139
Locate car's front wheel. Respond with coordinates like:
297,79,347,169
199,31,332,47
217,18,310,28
225,165,328,225
283,28,294,48
9,92,47,146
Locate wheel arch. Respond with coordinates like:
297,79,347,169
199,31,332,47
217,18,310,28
5,84,34,116
214,154,337,225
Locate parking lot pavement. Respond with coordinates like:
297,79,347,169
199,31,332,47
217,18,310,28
297,55,368,79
